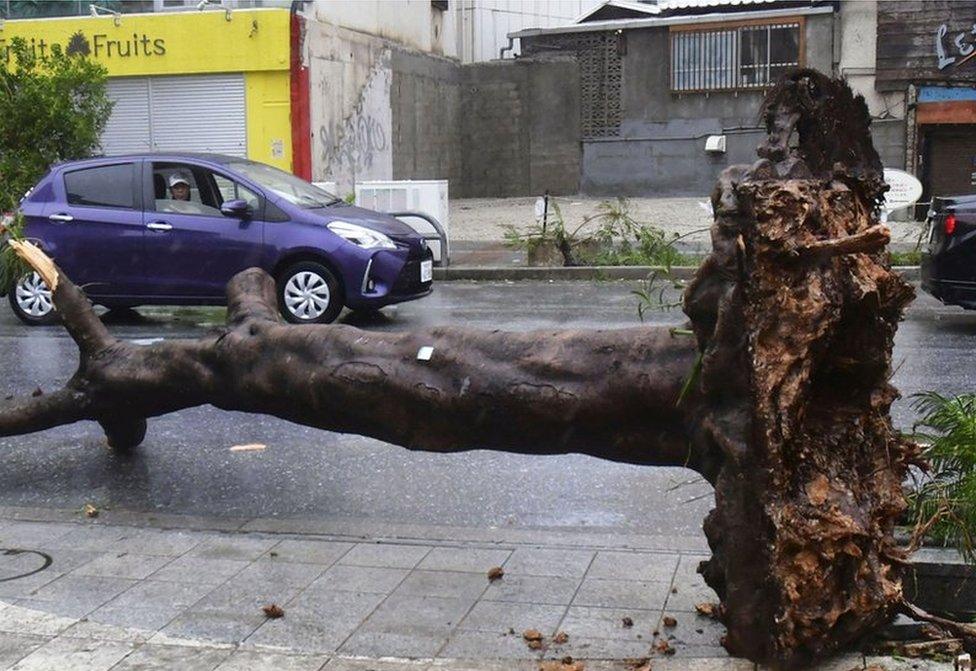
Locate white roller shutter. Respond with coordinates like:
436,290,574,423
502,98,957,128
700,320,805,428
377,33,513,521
150,74,247,156
102,78,151,155
100,73,247,157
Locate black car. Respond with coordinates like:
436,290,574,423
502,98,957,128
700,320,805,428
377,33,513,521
921,195,976,309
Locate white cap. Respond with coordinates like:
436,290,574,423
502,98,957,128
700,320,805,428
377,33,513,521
168,173,190,188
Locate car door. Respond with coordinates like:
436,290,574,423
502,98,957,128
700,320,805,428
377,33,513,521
43,162,145,298
142,161,267,298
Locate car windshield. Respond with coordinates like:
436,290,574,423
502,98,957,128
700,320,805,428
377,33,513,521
227,161,340,209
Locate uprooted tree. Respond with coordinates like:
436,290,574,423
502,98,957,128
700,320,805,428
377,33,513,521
0,71,967,668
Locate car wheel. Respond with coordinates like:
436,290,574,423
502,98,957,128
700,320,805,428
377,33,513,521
8,272,59,326
276,262,343,324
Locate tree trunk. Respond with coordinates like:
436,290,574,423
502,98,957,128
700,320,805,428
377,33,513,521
0,71,921,669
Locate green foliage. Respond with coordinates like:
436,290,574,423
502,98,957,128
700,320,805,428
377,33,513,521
502,202,588,266
344,192,356,204
909,392,976,562
0,37,113,212
890,250,922,266
583,198,691,268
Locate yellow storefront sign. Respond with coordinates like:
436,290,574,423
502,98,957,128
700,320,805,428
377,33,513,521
0,8,290,76
0,8,293,170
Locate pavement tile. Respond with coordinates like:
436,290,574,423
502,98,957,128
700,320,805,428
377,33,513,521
428,660,538,671
307,564,410,594
184,580,305,618
560,606,660,641
457,600,566,635
245,590,384,653
481,574,581,605
393,570,490,601
587,551,680,583
417,547,513,573
43,548,106,575
0,550,54,582
100,579,218,612
233,559,327,589
265,539,354,566
109,530,205,557
156,609,266,646
85,604,182,633
0,602,77,636
0,568,65,599
326,658,430,670
45,526,138,553
0,632,47,669
359,594,474,635
61,617,154,643
339,543,432,569
338,629,447,658
862,656,951,670
653,660,754,670
9,635,134,671
74,553,173,581
540,636,653,659
503,548,595,578
216,649,330,670
0,522,78,546
110,642,231,670
438,629,540,659
655,609,727,649
148,555,249,585
22,574,138,615
188,536,279,561
572,577,670,611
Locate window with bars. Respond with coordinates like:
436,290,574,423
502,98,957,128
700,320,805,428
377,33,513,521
670,22,801,92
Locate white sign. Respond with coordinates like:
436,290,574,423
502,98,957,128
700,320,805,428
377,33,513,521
883,168,923,214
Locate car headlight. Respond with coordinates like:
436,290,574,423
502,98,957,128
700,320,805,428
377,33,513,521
327,221,397,250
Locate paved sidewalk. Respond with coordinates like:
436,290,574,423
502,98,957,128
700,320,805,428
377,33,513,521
0,511,949,670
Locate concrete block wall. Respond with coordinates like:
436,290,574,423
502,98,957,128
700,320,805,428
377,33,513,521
391,49,462,185
457,57,580,197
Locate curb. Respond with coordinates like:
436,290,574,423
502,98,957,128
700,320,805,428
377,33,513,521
435,265,922,282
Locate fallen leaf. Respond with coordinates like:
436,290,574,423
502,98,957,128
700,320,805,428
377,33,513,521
527,639,543,650
83,503,98,518
629,659,651,671
523,629,544,641
655,639,675,656
662,615,677,628
262,604,284,618
552,631,569,644
538,661,584,671
671,587,678,594
230,443,267,452
487,566,504,581
695,602,720,619
622,616,634,628
31,387,43,397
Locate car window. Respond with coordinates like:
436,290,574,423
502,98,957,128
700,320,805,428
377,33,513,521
64,164,134,209
213,174,260,212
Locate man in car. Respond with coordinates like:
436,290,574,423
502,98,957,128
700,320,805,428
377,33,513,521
168,173,191,201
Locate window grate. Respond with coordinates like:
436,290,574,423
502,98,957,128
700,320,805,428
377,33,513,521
670,22,800,92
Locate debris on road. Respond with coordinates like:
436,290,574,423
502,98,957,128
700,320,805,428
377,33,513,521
654,639,675,656
695,602,720,619
662,615,677,628
487,566,504,581
262,604,284,619
230,443,267,452
523,628,544,650
622,616,634,628
83,503,98,518
539,659,584,671
553,631,569,645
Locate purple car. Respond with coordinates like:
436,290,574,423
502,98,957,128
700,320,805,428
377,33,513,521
8,154,433,325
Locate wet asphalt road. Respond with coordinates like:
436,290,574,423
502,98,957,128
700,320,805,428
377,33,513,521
0,281,972,537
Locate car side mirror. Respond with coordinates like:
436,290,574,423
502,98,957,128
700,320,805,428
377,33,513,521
221,199,251,218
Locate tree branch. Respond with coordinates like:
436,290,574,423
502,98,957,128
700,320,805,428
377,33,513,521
0,388,89,437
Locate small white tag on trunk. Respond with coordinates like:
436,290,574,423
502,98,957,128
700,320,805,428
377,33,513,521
416,346,434,361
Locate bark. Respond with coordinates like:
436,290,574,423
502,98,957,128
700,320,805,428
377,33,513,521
0,70,924,669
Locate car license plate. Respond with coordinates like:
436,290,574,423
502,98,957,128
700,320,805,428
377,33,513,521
420,259,433,283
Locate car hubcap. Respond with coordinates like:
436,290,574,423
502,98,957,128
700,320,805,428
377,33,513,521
284,271,331,320
15,272,54,318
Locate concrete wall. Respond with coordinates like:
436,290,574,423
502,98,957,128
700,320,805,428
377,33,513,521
307,19,463,195
835,0,906,171
391,49,462,183
457,57,581,197
308,0,451,56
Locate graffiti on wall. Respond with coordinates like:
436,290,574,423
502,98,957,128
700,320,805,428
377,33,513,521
316,51,393,191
